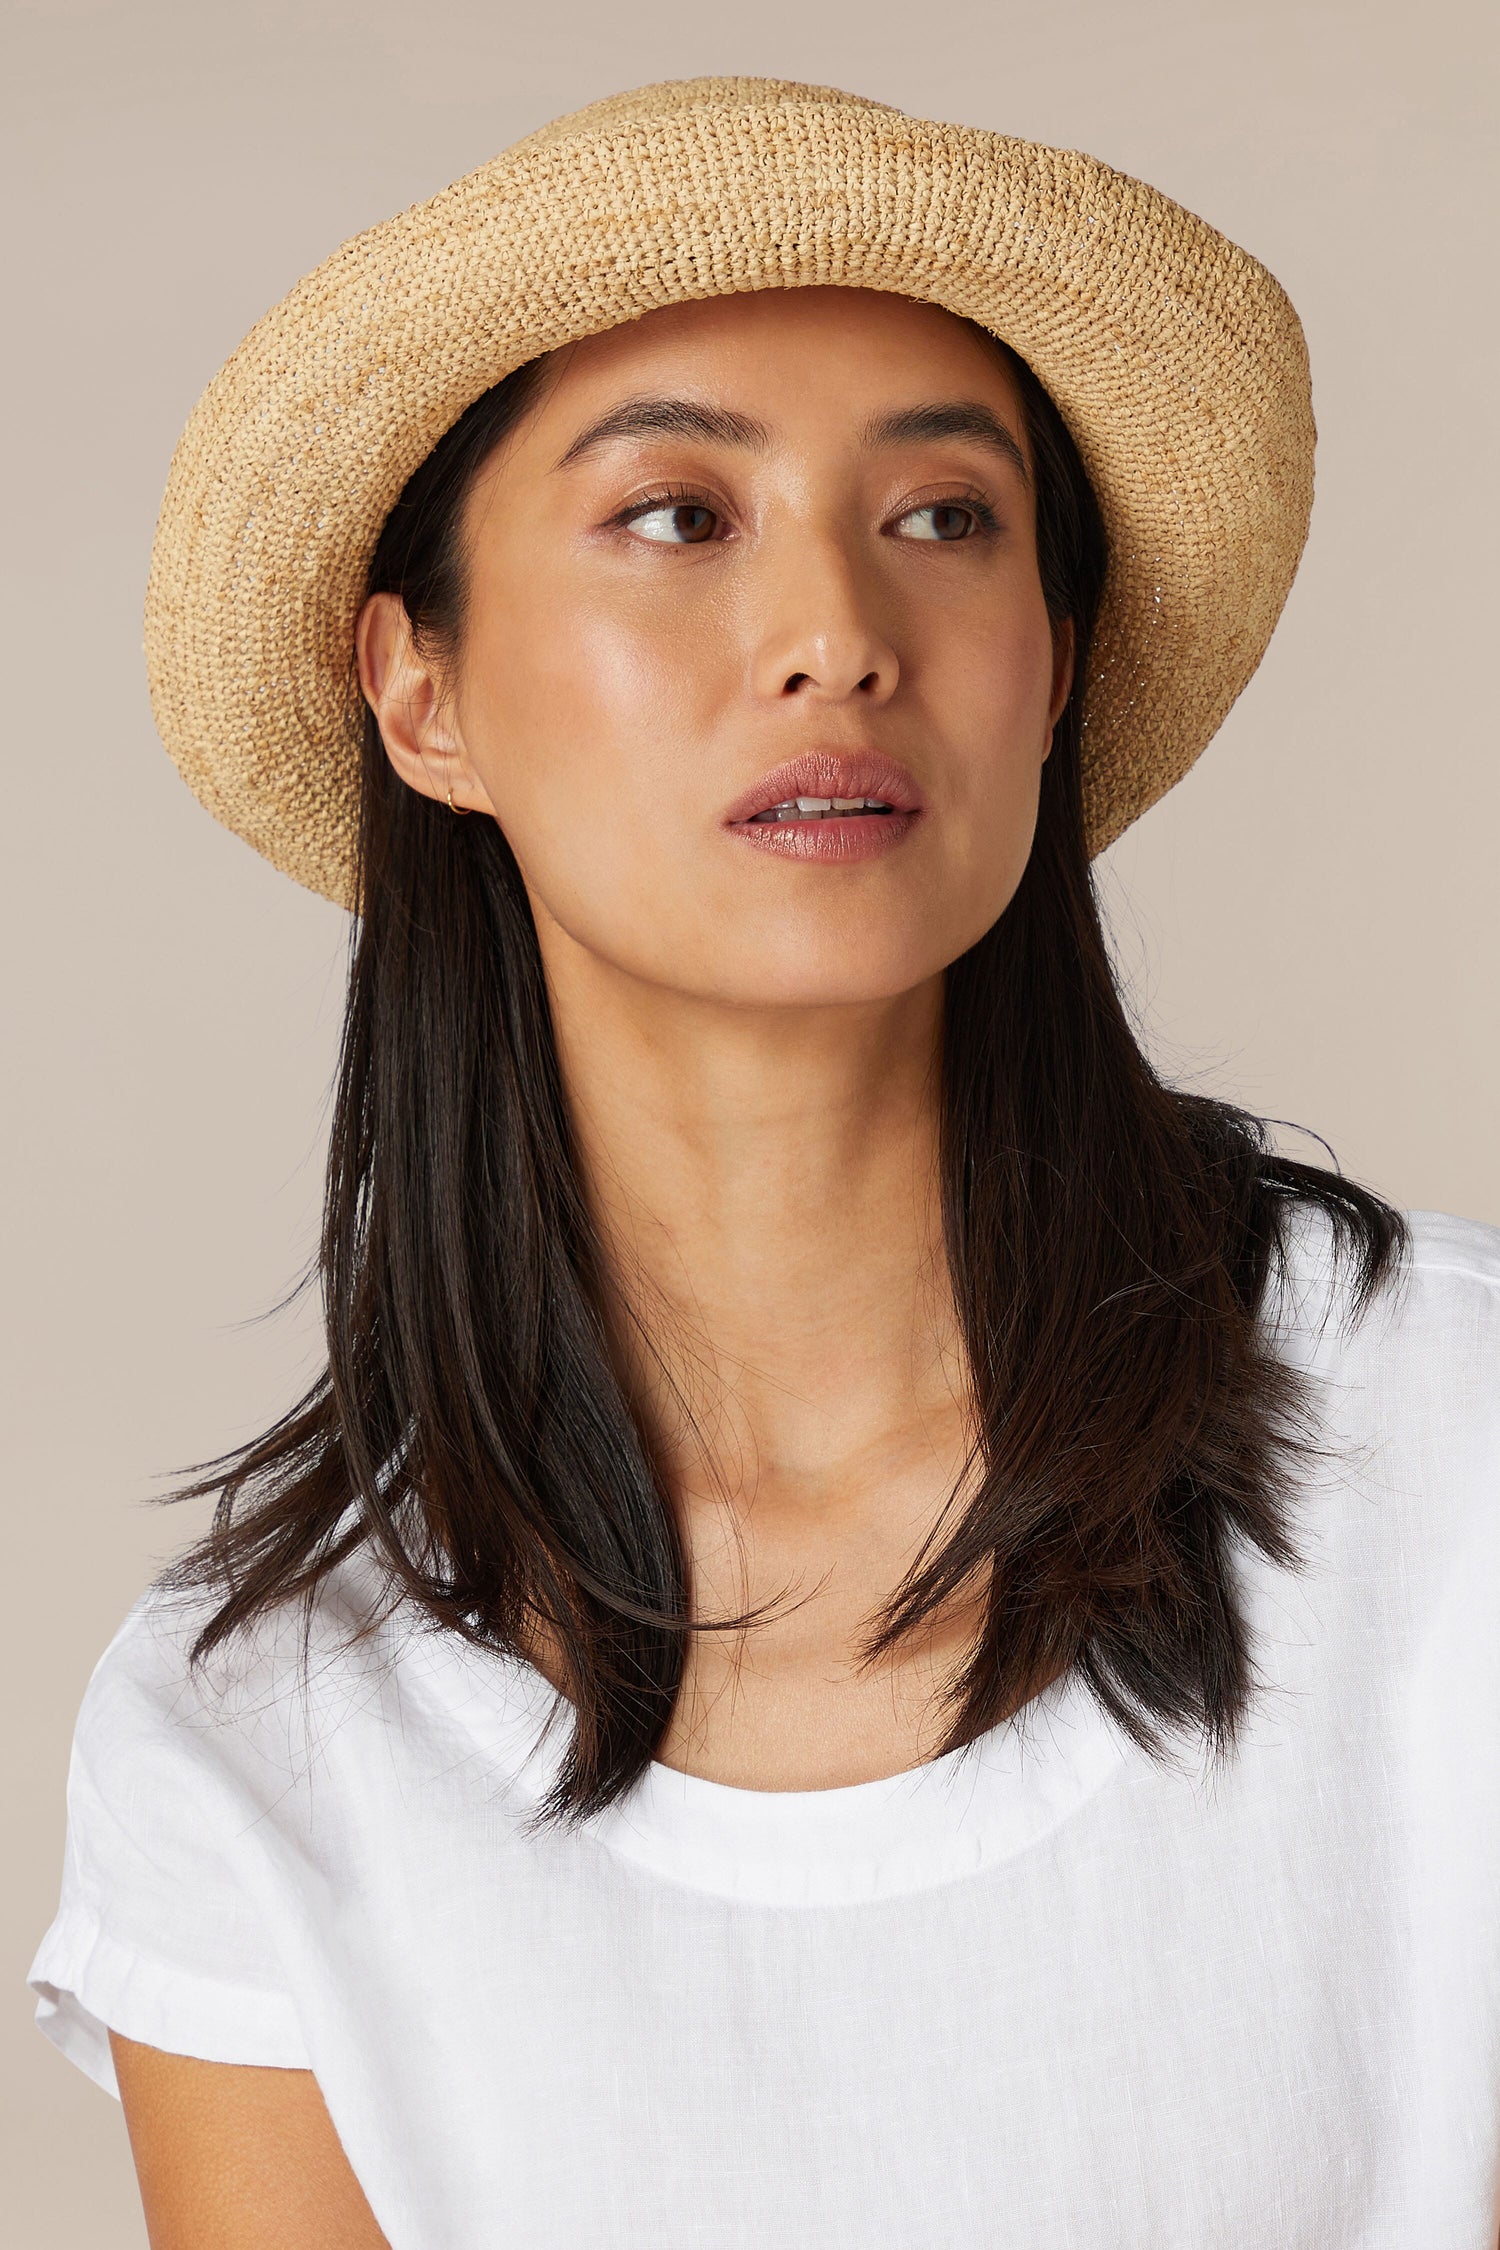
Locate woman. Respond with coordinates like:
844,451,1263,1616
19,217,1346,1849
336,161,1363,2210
29,76,1500,2248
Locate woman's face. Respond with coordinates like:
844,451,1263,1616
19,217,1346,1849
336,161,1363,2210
363,286,1072,1009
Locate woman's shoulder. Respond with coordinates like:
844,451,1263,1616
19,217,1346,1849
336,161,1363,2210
1363,1204,1500,1406
1400,1205,1500,1293
1386,1206,1500,1420
29,1555,421,2095
1269,1197,1500,1358
78,1541,391,1738
73,1540,561,1814
1356,1204,1500,1363
1276,1200,1500,1518
1237,1204,1500,1695
1264,1200,1500,1526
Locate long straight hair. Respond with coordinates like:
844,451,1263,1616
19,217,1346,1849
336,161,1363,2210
158,331,1407,1824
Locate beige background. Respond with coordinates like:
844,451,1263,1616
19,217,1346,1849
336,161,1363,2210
4,0,1495,2238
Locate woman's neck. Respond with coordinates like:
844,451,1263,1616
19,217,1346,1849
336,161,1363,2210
529,916,1000,1786
543,932,965,1509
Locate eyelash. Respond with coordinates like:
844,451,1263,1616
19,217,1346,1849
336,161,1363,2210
611,486,1002,541
610,485,720,535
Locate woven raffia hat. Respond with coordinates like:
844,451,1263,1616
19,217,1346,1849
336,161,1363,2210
145,76,1314,911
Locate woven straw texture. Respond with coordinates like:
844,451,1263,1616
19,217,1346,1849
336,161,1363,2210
144,76,1315,910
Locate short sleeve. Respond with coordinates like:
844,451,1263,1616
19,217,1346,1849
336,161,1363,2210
28,1594,311,2098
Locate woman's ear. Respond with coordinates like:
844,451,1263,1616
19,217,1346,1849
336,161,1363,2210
1043,617,1076,756
354,592,496,815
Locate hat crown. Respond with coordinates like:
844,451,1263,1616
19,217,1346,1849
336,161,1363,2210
510,76,901,158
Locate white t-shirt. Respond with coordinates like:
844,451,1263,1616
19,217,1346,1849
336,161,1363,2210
29,1206,1500,2248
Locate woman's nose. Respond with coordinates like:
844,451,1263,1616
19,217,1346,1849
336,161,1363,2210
746,535,901,705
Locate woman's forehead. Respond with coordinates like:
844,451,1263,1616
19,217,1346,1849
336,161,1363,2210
552,288,1011,387
522,289,1024,446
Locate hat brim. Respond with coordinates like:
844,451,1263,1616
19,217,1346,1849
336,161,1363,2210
144,77,1314,910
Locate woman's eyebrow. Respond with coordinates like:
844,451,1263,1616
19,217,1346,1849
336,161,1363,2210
554,397,771,469
551,393,1030,482
863,402,1031,485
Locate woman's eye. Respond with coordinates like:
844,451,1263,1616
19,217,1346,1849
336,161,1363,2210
897,501,985,542
628,502,719,544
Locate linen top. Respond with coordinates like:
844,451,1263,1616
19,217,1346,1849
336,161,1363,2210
28,1206,1500,2249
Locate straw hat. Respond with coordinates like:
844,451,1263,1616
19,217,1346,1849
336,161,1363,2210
144,76,1315,910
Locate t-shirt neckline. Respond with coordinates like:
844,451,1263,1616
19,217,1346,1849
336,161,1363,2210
394,1569,1148,1910
467,1650,1135,1907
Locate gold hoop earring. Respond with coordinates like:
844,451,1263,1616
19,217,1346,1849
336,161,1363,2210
445,779,469,818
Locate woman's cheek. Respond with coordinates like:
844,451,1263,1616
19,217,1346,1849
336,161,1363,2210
498,569,716,780
458,633,709,957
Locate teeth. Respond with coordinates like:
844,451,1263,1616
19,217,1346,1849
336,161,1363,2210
752,796,896,823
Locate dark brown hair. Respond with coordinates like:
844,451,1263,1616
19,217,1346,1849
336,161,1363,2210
158,328,1407,1825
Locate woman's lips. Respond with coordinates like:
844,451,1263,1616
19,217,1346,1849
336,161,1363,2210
723,751,923,863
729,807,920,862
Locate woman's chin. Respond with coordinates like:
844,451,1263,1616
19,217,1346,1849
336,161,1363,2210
529,879,995,1011
645,948,955,1015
